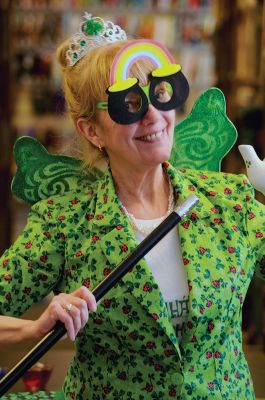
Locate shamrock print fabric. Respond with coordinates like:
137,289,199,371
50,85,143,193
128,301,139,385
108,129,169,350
0,163,264,399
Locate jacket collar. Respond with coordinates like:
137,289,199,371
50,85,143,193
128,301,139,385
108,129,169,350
93,165,124,229
164,162,212,221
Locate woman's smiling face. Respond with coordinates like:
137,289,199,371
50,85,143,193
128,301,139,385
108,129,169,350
95,104,175,171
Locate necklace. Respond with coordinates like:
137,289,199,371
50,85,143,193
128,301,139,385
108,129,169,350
122,178,175,236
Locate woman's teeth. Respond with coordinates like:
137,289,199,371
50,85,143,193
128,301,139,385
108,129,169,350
137,131,163,141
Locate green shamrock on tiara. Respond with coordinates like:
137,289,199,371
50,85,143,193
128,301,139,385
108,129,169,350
85,19,104,36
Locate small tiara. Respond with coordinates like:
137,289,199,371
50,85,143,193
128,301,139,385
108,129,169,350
66,12,127,67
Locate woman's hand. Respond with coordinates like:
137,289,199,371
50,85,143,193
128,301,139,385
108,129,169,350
34,286,97,341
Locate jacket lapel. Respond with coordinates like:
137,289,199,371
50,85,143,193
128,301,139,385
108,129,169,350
93,166,180,353
164,165,218,341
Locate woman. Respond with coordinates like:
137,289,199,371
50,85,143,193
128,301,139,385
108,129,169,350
0,14,264,400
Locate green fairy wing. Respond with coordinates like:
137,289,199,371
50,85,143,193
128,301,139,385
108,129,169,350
169,87,237,171
12,136,102,205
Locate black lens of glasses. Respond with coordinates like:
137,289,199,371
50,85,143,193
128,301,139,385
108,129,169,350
149,71,189,111
107,83,148,125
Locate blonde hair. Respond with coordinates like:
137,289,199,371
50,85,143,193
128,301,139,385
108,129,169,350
57,39,154,168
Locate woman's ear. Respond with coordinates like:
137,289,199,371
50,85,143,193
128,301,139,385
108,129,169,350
77,118,102,148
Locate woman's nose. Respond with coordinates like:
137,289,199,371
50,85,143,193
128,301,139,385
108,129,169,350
141,104,161,126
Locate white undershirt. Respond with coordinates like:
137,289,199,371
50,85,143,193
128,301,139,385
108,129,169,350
133,217,189,343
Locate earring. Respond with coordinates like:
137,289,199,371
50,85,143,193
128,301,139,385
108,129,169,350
98,144,102,152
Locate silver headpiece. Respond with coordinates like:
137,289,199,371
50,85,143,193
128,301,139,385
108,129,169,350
66,13,127,67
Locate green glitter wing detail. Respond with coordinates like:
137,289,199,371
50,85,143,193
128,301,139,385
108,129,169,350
169,87,237,171
12,136,102,205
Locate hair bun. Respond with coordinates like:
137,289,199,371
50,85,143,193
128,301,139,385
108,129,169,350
56,38,72,70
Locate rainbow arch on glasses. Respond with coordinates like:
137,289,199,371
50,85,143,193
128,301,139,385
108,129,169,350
109,39,175,85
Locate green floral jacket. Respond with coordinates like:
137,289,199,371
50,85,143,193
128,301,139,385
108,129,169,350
1,163,264,400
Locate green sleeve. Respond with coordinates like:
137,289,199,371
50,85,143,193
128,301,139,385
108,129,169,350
0,200,65,316
243,176,265,280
